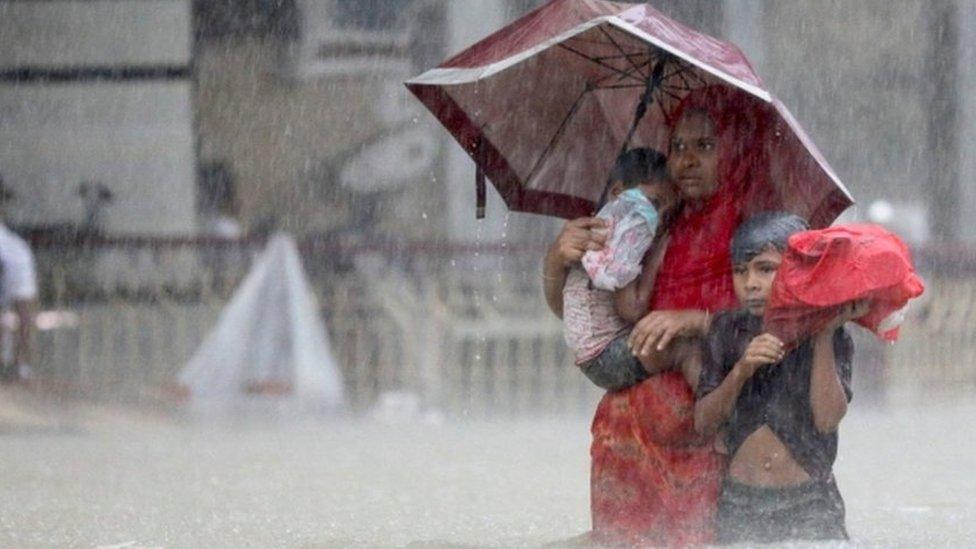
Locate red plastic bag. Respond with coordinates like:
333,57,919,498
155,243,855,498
763,224,925,346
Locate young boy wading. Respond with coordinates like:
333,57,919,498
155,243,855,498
694,212,868,544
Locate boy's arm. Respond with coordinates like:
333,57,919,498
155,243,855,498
809,302,863,434
694,364,750,437
695,333,784,436
808,331,848,434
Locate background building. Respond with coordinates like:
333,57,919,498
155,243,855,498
0,0,972,411
0,1,196,236
1,0,970,244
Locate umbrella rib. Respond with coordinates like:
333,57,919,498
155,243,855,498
597,26,647,79
674,66,696,93
620,57,655,83
584,55,653,95
657,95,670,121
596,84,646,90
660,88,682,102
523,86,592,191
662,64,692,82
679,62,708,88
557,44,646,84
603,57,654,87
592,51,651,62
592,60,647,87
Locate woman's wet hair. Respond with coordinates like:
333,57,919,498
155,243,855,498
731,211,809,265
610,147,667,189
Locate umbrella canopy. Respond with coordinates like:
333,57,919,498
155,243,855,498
406,0,853,227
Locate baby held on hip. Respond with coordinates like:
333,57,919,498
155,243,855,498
564,176,699,390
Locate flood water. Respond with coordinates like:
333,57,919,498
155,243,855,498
1,391,974,548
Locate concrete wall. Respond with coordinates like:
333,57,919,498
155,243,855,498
0,0,189,67
0,82,197,235
194,37,448,239
0,0,196,236
194,0,451,240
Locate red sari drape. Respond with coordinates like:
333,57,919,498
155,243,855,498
590,86,776,546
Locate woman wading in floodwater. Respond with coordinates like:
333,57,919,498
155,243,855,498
544,85,779,546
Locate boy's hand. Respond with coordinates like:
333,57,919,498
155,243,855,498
826,300,871,332
735,333,785,377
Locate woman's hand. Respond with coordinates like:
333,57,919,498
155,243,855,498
627,310,708,357
546,217,608,268
542,217,607,318
734,333,785,378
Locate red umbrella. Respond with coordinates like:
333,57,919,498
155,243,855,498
406,0,853,226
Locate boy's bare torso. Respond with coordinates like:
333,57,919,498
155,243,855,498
729,426,811,486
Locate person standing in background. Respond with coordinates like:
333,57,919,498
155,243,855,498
0,176,38,382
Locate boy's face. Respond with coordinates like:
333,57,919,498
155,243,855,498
732,247,783,316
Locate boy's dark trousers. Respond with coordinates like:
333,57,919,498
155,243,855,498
716,476,848,544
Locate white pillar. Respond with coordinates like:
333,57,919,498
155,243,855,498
722,0,766,76
445,0,509,243
958,0,976,241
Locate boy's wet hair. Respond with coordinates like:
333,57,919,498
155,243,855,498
731,211,809,265
610,147,667,189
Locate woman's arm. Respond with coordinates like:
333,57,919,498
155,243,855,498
628,309,709,357
542,249,570,319
695,333,784,436
542,217,607,318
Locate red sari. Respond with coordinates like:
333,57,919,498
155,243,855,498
590,86,776,546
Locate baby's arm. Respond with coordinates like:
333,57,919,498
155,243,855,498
614,233,669,323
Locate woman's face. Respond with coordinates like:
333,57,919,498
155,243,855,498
667,109,719,201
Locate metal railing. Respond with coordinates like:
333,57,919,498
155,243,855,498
28,235,601,415
23,234,976,414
